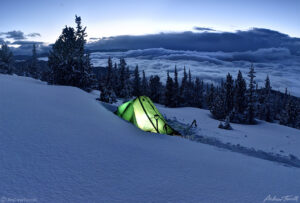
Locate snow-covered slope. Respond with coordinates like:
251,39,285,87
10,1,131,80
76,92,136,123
1,74,300,203
157,105,300,159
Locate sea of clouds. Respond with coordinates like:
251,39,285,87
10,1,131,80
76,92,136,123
90,47,300,96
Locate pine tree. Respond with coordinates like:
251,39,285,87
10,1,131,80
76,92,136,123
224,73,234,114
112,62,118,93
193,77,204,108
206,83,215,108
119,63,132,99
165,71,174,107
264,75,273,122
245,65,257,124
285,98,298,127
116,58,126,97
265,75,271,93
0,43,14,74
48,15,95,90
185,69,194,105
234,70,246,114
27,44,39,79
149,75,162,103
141,70,149,96
132,65,141,96
99,57,117,102
173,65,179,107
180,66,188,103
210,88,226,119
106,57,113,86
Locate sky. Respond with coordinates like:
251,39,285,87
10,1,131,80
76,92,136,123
0,0,299,44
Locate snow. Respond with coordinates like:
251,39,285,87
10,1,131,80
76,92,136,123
37,57,48,61
0,74,300,202
157,105,300,159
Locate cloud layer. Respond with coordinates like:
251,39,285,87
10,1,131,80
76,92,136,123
2,27,300,96
90,48,300,96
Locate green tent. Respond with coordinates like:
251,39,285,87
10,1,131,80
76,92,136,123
116,96,178,135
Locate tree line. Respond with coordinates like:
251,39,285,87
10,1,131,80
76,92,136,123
99,57,300,129
1,16,299,129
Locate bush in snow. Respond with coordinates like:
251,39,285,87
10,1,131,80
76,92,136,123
219,116,232,130
100,86,117,104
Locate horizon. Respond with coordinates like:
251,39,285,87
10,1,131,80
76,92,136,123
0,0,299,46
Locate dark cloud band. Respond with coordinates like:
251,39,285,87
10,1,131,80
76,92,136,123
87,28,300,55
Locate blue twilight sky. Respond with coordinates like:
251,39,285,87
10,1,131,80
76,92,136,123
0,0,299,44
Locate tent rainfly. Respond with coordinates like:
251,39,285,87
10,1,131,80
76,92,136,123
116,96,178,135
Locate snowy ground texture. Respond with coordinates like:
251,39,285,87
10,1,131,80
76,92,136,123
157,105,300,164
1,74,300,202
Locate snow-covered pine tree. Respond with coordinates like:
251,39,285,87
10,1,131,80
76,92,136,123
0,43,14,74
132,65,141,96
48,15,95,90
210,87,226,119
165,71,174,107
245,64,257,124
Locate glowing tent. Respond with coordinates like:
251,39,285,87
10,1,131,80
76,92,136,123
116,96,178,135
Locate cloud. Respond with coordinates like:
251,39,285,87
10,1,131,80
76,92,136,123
90,47,300,96
89,37,101,41
87,28,300,55
9,41,50,55
0,31,41,40
12,40,44,45
193,26,215,31
27,33,41,38
1,30,26,40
